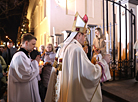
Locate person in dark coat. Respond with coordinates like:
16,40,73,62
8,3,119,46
2,40,17,68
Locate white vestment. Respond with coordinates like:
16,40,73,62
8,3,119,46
8,51,41,102
45,39,111,102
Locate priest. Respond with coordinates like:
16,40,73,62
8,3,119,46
45,12,111,102
8,33,41,102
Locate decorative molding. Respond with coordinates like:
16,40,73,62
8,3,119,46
86,0,94,18
75,0,85,16
66,0,76,15
66,0,89,16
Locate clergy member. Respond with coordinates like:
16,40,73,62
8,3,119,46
8,33,41,102
45,12,111,102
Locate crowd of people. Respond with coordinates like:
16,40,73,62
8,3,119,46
0,40,17,101
0,12,111,102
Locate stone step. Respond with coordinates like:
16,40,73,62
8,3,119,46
102,79,138,102
102,89,129,102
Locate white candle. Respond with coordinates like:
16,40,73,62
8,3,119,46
54,36,57,44
106,32,109,54
53,27,57,44
53,27,55,35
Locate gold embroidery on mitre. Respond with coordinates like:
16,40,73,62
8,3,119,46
72,12,88,34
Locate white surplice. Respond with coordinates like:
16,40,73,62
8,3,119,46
8,51,41,102
45,39,111,102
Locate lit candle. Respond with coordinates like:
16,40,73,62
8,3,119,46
106,32,109,54
39,60,44,66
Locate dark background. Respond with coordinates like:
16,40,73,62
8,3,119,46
0,0,28,44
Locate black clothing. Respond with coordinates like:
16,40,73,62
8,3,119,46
2,47,17,66
18,48,29,58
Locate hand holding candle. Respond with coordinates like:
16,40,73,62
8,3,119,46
39,61,44,69
39,60,44,66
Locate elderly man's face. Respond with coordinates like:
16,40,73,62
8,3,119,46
7,42,13,49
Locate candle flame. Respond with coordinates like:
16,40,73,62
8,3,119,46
39,60,44,66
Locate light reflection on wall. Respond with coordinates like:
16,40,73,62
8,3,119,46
55,0,66,8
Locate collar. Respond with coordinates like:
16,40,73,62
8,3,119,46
19,48,30,58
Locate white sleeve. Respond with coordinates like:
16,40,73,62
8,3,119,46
12,55,39,82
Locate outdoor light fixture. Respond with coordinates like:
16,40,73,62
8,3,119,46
6,36,12,41
23,24,25,27
21,28,24,31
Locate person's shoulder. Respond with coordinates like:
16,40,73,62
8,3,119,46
14,51,25,57
69,43,82,52
0,55,1,57
68,41,79,48
13,51,28,61
0,55,3,59
2,47,8,52
52,53,56,57
93,37,96,41
0,56,5,61
2,49,7,56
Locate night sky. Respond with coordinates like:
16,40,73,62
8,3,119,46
0,0,28,45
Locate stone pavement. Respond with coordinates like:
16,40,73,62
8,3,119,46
102,78,138,102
